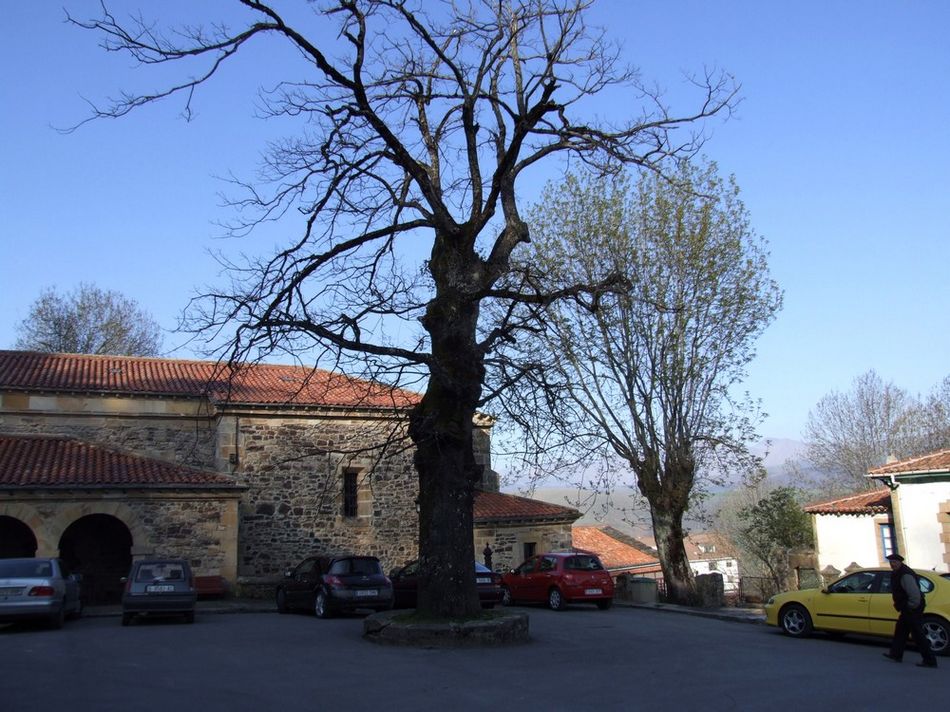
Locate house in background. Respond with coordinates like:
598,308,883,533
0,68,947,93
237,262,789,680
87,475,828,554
572,525,662,578
803,488,894,577
868,450,950,573
0,350,576,602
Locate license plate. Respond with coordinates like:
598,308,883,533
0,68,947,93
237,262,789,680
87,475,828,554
0,587,22,595
476,577,491,585
356,589,378,597
146,584,175,593
584,588,603,595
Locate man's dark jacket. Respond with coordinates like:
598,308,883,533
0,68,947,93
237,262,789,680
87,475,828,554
890,563,924,612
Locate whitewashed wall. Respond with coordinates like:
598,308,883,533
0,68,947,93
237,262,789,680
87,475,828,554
813,514,880,573
894,481,950,572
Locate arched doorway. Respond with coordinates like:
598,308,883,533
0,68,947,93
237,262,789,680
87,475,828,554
59,514,133,605
0,516,37,558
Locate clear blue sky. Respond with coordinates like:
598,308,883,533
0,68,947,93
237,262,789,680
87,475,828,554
1,1,948,442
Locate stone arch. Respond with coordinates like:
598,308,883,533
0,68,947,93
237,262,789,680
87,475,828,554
48,501,150,555
0,515,38,557
0,503,51,556
59,514,134,605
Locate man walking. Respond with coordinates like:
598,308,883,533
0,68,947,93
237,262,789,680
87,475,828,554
882,553,938,668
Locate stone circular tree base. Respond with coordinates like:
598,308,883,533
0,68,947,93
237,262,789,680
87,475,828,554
363,609,530,647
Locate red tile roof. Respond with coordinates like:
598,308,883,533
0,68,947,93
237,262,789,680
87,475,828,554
0,435,242,489
0,350,419,409
803,488,891,515
572,526,661,572
474,490,580,524
868,450,950,476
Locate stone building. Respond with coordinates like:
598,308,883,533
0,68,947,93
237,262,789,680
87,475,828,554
0,350,577,602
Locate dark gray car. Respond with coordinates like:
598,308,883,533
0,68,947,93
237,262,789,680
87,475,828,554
0,557,83,628
121,558,197,625
276,554,393,618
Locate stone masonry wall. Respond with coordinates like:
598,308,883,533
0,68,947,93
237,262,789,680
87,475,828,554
474,522,574,573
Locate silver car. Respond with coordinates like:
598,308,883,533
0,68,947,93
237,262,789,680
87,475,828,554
0,557,83,628
121,558,197,625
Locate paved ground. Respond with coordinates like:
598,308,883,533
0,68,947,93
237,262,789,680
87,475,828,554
4,599,943,711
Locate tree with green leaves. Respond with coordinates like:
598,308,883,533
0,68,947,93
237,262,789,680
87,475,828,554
14,283,162,356
497,160,782,604
71,0,737,617
736,486,813,593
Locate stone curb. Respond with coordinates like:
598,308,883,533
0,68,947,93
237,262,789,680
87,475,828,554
362,609,531,647
615,600,766,625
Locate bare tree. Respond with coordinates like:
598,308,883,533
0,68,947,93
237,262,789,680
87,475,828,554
71,0,737,616
14,283,162,356
803,370,950,493
496,162,781,604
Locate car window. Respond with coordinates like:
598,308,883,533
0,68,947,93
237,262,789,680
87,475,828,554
136,562,187,582
294,558,318,577
401,561,420,576
565,555,604,571
329,558,382,575
475,562,491,574
515,558,538,574
0,560,52,578
539,557,557,572
879,574,935,594
828,572,876,593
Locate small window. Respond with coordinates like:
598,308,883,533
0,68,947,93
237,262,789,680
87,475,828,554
342,469,358,518
879,523,895,559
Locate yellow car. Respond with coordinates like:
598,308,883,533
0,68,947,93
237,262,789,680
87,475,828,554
764,568,950,655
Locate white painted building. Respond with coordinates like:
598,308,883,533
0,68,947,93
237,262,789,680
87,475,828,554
804,489,893,574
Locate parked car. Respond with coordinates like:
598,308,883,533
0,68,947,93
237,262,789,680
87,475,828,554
501,552,615,611
765,567,950,655
275,554,393,618
0,557,83,628
121,558,197,626
390,560,504,609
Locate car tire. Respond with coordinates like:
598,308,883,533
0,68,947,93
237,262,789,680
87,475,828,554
780,604,813,638
49,604,65,630
596,599,613,611
548,587,565,611
121,613,134,627
501,586,512,607
314,590,332,619
276,588,289,614
922,615,949,656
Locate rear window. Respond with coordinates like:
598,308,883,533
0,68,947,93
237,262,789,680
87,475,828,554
329,558,382,575
135,562,188,582
565,555,604,571
0,560,52,578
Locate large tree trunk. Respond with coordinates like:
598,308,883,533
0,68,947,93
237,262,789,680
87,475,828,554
408,258,484,617
650,504,696,605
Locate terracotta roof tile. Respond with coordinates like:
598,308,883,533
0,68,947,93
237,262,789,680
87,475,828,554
0,435,241,489
0,350,419,409
803,488,891,515
474,490,580,524
572,526,661,572
867,450,950,476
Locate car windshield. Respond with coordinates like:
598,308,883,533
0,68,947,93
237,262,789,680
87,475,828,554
135,562,187,582
0,560,52,578
565,555,604,571
329,558,382,575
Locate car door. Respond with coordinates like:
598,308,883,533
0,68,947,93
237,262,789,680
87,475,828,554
532,555,559,600
508,557,539,601
286,557,320,608
867,571,900,636
812,571,875,633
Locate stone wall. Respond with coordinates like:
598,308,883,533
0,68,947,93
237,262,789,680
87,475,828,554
474,521,575,573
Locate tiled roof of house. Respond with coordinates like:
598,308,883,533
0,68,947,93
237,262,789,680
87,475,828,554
867,450,950,476
572,526,661,572
0,435,242,489
803,488,891,515
473,490,580,524
0,350,419,409
634,532,738,562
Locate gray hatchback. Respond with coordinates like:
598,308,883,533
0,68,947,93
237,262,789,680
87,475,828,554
121,558,197,626
0,557,83,628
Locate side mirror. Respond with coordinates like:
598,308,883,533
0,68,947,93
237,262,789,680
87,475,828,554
283,570,293,579
120,577,128,584
820,588,829,594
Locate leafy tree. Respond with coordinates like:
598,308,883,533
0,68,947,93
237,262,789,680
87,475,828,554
497,161,782,604
735,486,813,593
14,283,162,356
71,0,737,616
803,370,950,493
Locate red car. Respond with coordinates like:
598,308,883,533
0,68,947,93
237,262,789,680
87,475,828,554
502,552,614,611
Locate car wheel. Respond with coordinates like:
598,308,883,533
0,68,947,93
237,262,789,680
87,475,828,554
779,604,813,638
48,602,65,629
276,588,289,614
121,613,134,627
596,599,613,611
922,615,949,656
501,586,512,607
314,590,331,619
548,587,565,611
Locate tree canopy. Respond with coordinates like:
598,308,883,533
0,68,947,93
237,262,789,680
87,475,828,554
497,160,782,603
14,283,162,356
